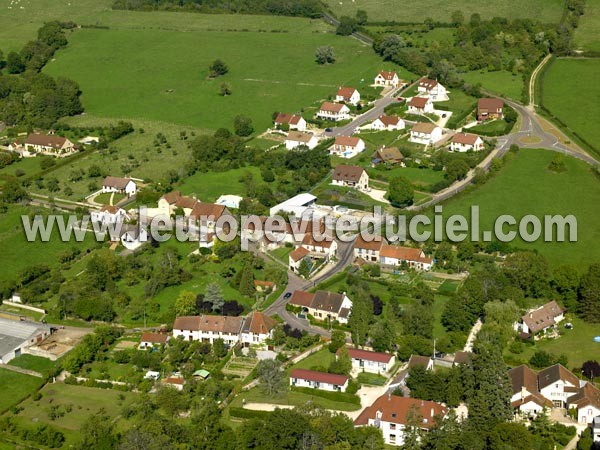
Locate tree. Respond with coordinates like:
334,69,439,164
6,51,25,74
552,265,580,311
529,350,555,369
488,422,532,450
175,290,197,316
238,264,255,297
355,9,368,25
76,409,117,450
205,283,224,312
298,258,312,278
0,177,28,203
208,59,228,77
582,360,600,381
233,114,254,136
451,10,465,25
445,159,470,182
328,330,346,353
387,175,414,207
578,263,600,322
348,297,370,345
257,359,286,396
219,82,231,96
315,45,336,65
369,320,396,352
402,404,424,450
336,16,357,36
329,346,351,375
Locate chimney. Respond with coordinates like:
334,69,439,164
430,408,435,418
529,313,533,319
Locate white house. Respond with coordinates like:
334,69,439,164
369,115,405,131
91,205,129,224
417,78,448,102
407,96,434,115
509,365,552,418
567,383,600,425
593,416,600,442
290,369,349,392
379,245,433,271
353,236,386,263
285,131,318,150
450,133,484,152
374,71,399,88
340,347,396,374
162,377,185,391
24,133,76,156
355,394,447,446
274,113,307,131
336,87,361,105
0,318,51,364
332,165,369,190
240,311,277,346
329,136,365,159
288,290,352,324
172,315,244,346
409,123,443,146
316,102,350,121
289,246,311,272
514,301,564,339
538,364,582,408
120,226,149,251
301,233,338,260
102,176,137,197
139,332,169,349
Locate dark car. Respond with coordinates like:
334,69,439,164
325,127,333,132
283,292,292,299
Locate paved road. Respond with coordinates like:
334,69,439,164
264,237,356,337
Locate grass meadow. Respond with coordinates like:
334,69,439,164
0,368,43,412
462,69,524,101
541,58,600,150
323,0,564,24
436,149,600,269
574,0,600,52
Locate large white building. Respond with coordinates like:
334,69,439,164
409,123,442,146
172,315,244,346
417,78,448,102
269,193,318,217
340,347,396,375
290,369,349,392
0,318,51,364
285,131,318,150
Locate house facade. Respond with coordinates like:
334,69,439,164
353,236,386,263
24,133,76,156
336,87,361,105
374,71,399,88
288,290,352,324
355,394,447,446
285,131,318,150
330,136,365,159
90,205,129,224
567,383,600,425
274,113,307,131
509,365,552,418
290,369,349,392
120,226,149,251
477,98,504,121
538,364,581,408
409,123,442,146
332,165,369,190
369,115,405,131
450,133,484,152
102,176,138,196
316,102,351,121
407,96,434,115
417,78,448,102
240,311,277,346
514,301,564,339
380,245,433,271
340,347,396,374
172,315,244,346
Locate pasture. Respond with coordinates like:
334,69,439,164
0,368,42,412
462,70,524,101
323,0,564,24
437,149,600,269
574,0,600,52
540,58,600,152
44,16,404,132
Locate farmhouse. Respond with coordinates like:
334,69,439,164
450,133,484,152
269,193,317,217
316,102,350,121
353,235,386,263
330,136,365,159
172,315,244,346
380,245,433,271
24,132,76,156
289,246,311,272
332,165,369,190
90,205,129,224
274,113,307,131
336,87,361,105
240,311,277,345
417,78,448,101
477,98,504,121
0,317,52,364
369,114,405,131
567,382,600,424
288,290,352,324
355,394,447,446
102,176,138,197
509,365,552,418
139,332,169,349
339,347,396,374
514,301,564,339
538,364,582,408
409,123,443,145
374,71,399,88
285,131,318,150
372,146,404,165
290,369,349,392
407,96,434,115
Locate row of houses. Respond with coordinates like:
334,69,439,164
354,236,434,271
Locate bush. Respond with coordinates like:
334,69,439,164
229,407,271,420
291,386,360,405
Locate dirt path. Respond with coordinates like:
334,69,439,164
528,54,553,111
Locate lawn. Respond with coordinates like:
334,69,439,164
540,58,600,154
324,0,564,24
574,0,600,52
368,166,446,189
0,368,42,412
468,118,510,135
8,355,58,376
462,70,524,101
177,166,262,202
93,192,126,206
436,149,600,269
44,16,401,132
291,348,336,372
270,246,293,265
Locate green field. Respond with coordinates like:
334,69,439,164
574,0,600,52
462,70,524,101
178,166,262,202
44,16,403,132
438,149,600,268
0,368,42,412
8,355,58,376
324,0,564,24
541,58,600,150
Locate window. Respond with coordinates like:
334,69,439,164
390,424,396,430
389,434,396,442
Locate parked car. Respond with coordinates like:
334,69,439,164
325,127,332,132
283,292,292,299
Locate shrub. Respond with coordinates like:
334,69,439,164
291,386,361,405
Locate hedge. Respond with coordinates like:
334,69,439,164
291,386,361,405
446,102,477,129
229,407,272,420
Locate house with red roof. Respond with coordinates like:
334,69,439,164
329,136,365,158
288,290,352,324
139,332,170,349
477,98,504,121
369,115,405,131
316,102,350,121
417,77,448,102
240,311,278,345
567,382,600,425
102,176,138,197
353,236,386,263
335,87,361,105
332,165,369,190
274,113,307,131
407,96,434,115
90,205,130,224
354,394,447,446
338,346,396,374
290,369,349,392
380,245,433,271
450,133,484,152
374,71,400,88
24,132,76,156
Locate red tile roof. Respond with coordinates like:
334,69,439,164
451,132,481,145
162,191,181,205
242,311,277,335
509,365,539,395
568,382,600,410
477,98,503,112
290,246,310,262
380,245,430,263
190,202,228,221
290,369,348,386
334,136,361,147
25,133,69,149
354,235,386,252
378,71,397,80
355,394,447,427
521,301,564,334
289,290,315,308
332,164,366,183
419,78,438,90
411,122,438,134
173,315,243,334
141,332,169,344
377,115,401,126
320,102,346,113
275,113,303,125
408,97,429,108
102,176,133,190
337,87,358,100
341,347,394,363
